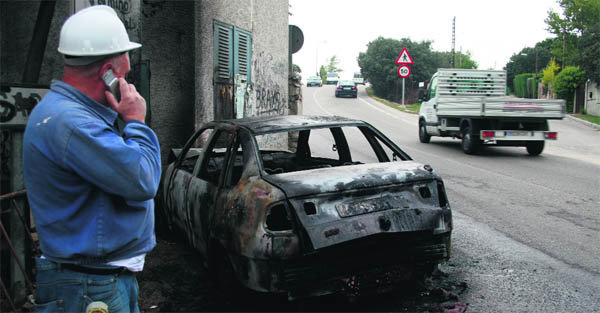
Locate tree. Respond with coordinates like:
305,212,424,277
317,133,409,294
435,51,478,69
319,65,327,84
554,66,586,110
358,37,440,102
542,58,560,91
325,55,343,73
576,21,600,83
545,0,600,37
504,39,555,91
292,64,301,73
545,0,600,69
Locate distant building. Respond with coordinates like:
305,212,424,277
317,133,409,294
584,80,599,116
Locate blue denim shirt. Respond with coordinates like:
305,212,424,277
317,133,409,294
23,80,161,265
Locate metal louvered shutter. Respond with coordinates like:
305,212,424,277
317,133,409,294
214,22,233,83
234,29,252,83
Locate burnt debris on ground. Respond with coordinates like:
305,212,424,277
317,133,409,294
137,238,469,312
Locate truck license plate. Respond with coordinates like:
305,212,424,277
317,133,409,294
507,131,528,136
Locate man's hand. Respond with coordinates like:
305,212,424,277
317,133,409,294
105,78,146,123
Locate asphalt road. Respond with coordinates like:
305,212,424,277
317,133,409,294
301,84,600,312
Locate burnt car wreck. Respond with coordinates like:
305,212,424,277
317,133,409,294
157,115,452,299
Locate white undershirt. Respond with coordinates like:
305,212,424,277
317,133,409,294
107,254,146,272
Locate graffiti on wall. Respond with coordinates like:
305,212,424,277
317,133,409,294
0,86,49,127
254,87,282,115
78,0,138,30
141,0,166,18
253,51,287,116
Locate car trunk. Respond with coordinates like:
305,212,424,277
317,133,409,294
263,162,451,295
263,161,448,250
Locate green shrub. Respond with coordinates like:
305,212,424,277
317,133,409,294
554,66,586,111
514,73,536,98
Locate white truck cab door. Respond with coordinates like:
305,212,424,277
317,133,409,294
421,76,439,133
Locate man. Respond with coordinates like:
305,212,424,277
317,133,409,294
23,5,161,312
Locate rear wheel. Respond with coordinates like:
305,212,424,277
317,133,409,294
419,121,431,143
461,126,480,155
526,141,545,156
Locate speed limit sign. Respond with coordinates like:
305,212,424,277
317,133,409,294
398,65,411,78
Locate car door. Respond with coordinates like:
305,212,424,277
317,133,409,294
186,129,235,256
166,128,215,241
423,75,439,129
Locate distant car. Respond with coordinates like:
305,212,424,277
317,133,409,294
157,115,452,299
306,76,322,87
325,72,340,85
353,72,364,85
335,80,358,98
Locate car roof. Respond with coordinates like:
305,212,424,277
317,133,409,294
215,115,365,134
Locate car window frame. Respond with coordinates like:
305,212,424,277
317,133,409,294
173,126,216,173
198,129,236,186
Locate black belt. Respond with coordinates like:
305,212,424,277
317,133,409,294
60,263,134,275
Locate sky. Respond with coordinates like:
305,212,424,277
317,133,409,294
288,0,563,80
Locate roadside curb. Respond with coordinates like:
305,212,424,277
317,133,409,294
364,87,418,115
565,115,600,130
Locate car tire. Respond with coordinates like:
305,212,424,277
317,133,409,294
461,126,480,155
526,141,545,156
419,121,431,143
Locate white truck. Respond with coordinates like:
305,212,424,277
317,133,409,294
418,69,565,155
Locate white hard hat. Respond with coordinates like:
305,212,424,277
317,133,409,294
58,5,141,59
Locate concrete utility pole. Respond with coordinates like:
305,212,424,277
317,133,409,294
451,16,456,68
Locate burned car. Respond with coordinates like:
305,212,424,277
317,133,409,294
157,115,452,299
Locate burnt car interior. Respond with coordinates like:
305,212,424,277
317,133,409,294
257,125,409,175
174,123,411,184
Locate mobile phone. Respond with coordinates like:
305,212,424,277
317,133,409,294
101,69,121,102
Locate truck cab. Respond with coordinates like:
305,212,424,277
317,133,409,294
353,72,364,85
326,72,340,85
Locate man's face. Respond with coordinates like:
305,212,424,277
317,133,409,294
113,52,131,78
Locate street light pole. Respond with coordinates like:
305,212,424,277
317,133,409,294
315,40,327,76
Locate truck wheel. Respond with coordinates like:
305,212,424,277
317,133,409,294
419,122,431,143
526,141,545,156
461,126,480,155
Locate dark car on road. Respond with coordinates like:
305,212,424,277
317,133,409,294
335,80,358,98
157,115,452,299
306,76,322,87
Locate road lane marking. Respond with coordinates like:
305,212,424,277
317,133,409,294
357,93,417,126
311,86,333,115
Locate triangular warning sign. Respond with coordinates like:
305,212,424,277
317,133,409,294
395,48,413,64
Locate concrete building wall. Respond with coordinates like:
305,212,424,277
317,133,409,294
585,81,600,116
250,0,289,118
0,1,70,85
195,0,289,130
141,1,196,163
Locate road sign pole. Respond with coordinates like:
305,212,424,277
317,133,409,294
402,78,405,105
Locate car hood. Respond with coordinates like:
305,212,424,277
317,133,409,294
263,161,436,198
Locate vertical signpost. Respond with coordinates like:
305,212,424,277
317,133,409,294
395,48,413,105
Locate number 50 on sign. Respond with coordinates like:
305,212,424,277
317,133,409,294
398,65,411,78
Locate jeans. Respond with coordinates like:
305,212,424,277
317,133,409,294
34,258,140,313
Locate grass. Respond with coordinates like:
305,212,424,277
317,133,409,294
365,87,421,114
573,114,600,125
